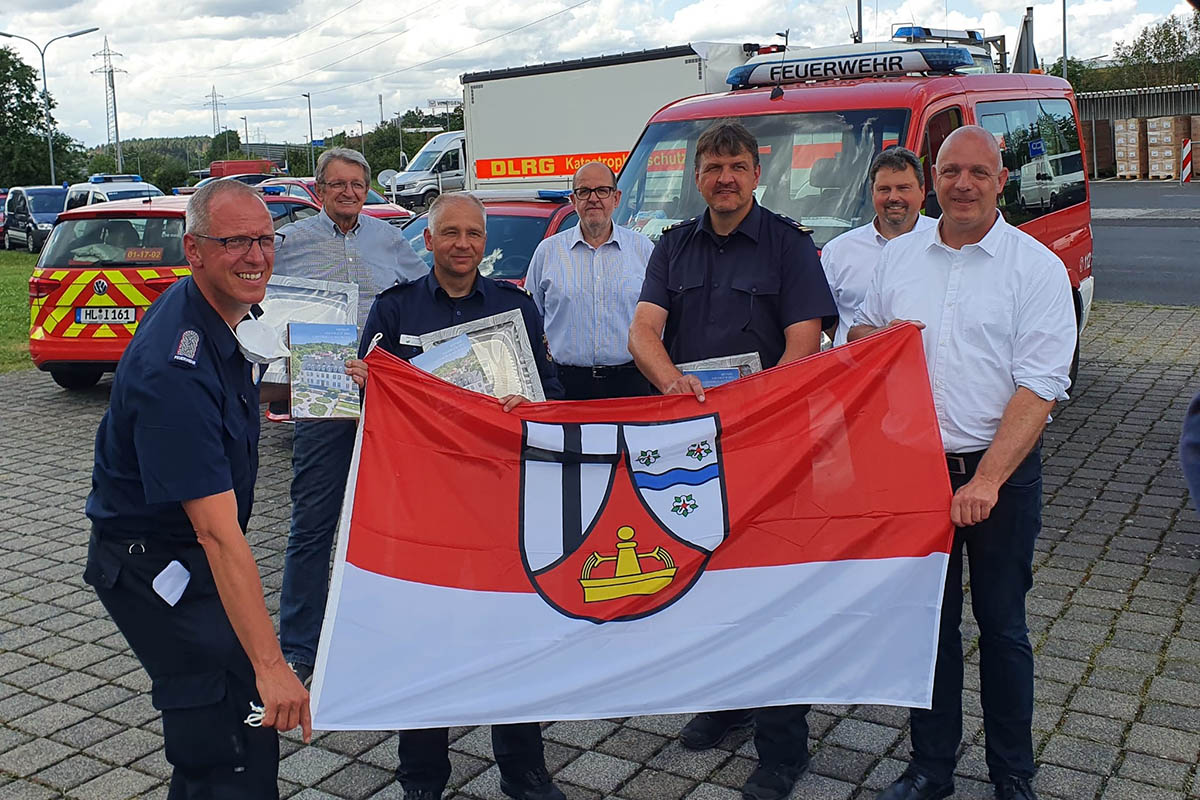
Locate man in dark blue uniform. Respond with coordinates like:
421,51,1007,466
85,180,310,800
629,121,837,800
349,192,564,800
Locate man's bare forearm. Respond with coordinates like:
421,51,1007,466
974,387,1055,489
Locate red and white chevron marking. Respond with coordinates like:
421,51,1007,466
1183,138,1192,184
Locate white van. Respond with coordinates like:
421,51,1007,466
384,131,465,209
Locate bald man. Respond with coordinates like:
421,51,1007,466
525,161,654,399
849,126,1076,800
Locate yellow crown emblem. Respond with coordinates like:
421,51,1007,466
579,526,677,603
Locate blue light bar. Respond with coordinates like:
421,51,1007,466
726,63,756,87
89,173,143,183
921,46,974,71
537,190,572,200
260,186,285,195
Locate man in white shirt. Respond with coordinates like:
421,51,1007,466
820,147,935,346
526,161,654,399
849,126,1076,800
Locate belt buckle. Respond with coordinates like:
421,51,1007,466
946,455,967,475
592,366,605,379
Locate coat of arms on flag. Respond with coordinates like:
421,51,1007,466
311,324,955,731
520,416,729,623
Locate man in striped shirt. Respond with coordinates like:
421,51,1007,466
525,161,654,399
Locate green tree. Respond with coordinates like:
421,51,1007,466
0,45,87,186
151,157,188,192
1111,9,1200,87
87,152,118,175
205,130,244,164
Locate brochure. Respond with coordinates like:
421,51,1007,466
288,322,361,419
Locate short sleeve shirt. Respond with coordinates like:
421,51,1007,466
86,277,261,540
360,271,565,400
637,201,836,367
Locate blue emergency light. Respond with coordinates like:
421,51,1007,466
260,186,285,195
89,174,143,183
537,190,573,200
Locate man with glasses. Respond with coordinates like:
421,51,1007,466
85,180,309,798
274,148,427,686
525,161,654,399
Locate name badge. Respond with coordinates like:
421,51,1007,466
398,334,422,347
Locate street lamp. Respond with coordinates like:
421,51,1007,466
357,119,364,155
240,115,249,148
0,27,100,184
301,92,315,176
1062,0,1068,80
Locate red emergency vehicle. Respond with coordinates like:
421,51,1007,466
614,42,1095,380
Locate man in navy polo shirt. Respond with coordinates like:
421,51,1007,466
85,180,309,799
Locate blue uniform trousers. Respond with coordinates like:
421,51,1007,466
909,447,1042,786
84,533,279,798
279,419,357,668
396,723,545,792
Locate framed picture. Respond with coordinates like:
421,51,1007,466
416,309,545,402
259,276,358,384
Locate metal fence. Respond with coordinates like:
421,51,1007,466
1077,83,1200,121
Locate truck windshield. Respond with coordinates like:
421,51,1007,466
407,147,444,173
615,108,910,249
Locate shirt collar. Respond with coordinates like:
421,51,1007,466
569,222,621,250
318,207,361,237
183,276,239,360
696,200,762,243
930,209,1005,256
423,268,486,301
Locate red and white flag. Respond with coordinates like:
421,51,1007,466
311,324,953,730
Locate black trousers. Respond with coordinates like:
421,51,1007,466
701,706,812,767
556,363,651,400
396,723,545,792
84,533,279,799
908,447,1042,786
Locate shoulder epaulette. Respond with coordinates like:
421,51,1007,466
377,277,419,298
495,279,533,297
661,215,701,234
773,212,813,234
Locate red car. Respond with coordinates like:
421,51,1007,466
399,191,579,285
29,190,321,389
258,177,413,227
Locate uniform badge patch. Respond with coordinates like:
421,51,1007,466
173,329,201,366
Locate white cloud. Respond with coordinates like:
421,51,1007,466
0,0,1186,147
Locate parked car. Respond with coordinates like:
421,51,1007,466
258,176,413,226
4,186,68,252
400,190,578,284
63,174,164,210
28,191,320,390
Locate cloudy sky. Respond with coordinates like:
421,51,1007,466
1,0,1188,150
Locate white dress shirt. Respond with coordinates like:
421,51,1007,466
526,222,654,367
854,212,1076,453
821,214,937,346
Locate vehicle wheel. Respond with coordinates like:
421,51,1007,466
1049,192,1058,212
50,368,103,390
421,189,439,208
26,230,37,254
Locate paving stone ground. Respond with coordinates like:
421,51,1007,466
1,300,1198,800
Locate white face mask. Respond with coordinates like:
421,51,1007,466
234,317,290,364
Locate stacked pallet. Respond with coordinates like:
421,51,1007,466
1147,116,1191,179
1115,118,1148,178
1081,119,1114,177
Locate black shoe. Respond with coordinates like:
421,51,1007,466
499,766,565,800
402,789,442,800
875,772,954,800
995,776,1038,799
680,709,755,750
742,761,808,800
288,661,313,687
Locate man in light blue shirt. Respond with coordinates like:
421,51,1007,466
525,161,654,399
273,148,426,685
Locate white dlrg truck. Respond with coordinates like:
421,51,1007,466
460,43,755,193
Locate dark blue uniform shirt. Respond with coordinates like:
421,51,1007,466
86,277,260,540
360,270,565,400
638,201,837,367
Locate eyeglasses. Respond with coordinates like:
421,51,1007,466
321,180,368,194
572,186,616,200
194,232,285,255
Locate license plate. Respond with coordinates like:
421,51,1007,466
77,307,136,324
